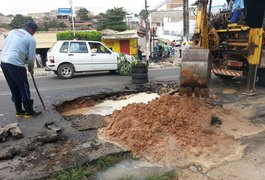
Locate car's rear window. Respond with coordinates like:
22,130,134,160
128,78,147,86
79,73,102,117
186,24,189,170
48,42,57,52
59,42,69,53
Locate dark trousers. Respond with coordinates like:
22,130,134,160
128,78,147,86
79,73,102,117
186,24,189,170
1,62,31,103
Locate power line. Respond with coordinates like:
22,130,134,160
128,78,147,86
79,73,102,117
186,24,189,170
150,0,173,12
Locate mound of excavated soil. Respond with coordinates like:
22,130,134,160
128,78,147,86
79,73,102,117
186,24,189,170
99,95,245,168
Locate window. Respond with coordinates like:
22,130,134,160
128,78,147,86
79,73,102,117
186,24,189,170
59,42,69,53
89,42,111,54
70,42,88,53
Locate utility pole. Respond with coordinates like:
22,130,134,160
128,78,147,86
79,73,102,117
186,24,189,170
145,0,150,60
183,0,189,41
69,0,75,37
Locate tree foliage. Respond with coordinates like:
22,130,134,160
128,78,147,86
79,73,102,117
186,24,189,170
76,8,91,21
139,9,149,22
10,14,33,29
97,7,127,31
38,19,66,31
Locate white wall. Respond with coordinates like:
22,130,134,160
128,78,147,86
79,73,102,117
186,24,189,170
154,0,227,42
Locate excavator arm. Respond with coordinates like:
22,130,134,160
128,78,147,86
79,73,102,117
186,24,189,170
179,0,211,97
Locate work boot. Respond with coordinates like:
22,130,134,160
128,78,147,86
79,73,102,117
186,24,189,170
14,101,25,118
23,99,41,118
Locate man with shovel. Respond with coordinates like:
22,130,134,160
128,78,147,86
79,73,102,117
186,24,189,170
0,20,41,118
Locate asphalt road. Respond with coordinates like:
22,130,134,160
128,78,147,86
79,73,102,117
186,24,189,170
0,67,179,124
1,67,265,179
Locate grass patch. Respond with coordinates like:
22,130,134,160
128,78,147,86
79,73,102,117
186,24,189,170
54,165,92,180
50,152,131,180
118,175,133,180
146,171,176,180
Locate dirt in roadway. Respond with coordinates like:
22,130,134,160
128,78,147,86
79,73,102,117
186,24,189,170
99,94,265,170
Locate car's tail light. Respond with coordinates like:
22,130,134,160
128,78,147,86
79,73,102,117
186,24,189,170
50,56,55,63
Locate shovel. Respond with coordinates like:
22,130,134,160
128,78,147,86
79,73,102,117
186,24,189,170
31,73,46,110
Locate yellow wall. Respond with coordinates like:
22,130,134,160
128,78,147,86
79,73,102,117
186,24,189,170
129,38,137,55
103,40,120,53
103,38,138,56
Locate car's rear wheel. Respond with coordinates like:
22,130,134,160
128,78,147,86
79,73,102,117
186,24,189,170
57,64,74,79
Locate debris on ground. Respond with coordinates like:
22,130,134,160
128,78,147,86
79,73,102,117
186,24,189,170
44,122,62,132
99,95,246,167
0,123,23,142
149,56,181,69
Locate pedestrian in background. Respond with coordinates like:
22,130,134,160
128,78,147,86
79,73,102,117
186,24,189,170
0,20,41,118
154,43,160,63
163,43,170,58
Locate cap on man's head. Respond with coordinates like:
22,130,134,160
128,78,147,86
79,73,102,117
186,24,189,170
24,20,38,32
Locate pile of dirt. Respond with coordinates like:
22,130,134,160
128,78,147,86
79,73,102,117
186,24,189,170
99,95,241,167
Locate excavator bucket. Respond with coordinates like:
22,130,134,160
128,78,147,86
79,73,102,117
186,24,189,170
179,48,210,97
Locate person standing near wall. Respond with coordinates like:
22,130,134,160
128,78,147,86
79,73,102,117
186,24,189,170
0,20,41,118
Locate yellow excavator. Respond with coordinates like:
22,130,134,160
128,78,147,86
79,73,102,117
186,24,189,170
179,0,265,96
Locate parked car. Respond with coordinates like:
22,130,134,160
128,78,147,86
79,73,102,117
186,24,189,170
46,40,119,79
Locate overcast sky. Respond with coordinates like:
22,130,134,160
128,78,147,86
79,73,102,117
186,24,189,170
0,0,227,16
0,0,165,16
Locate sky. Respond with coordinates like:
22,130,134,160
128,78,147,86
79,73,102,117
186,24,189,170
0,0,227,16
0,0,165,16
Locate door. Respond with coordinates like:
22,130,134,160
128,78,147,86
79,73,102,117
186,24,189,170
120,40,130,54
68,42,92,71
88,42,117,70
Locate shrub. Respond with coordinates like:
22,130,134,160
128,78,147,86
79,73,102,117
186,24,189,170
57,31,102,41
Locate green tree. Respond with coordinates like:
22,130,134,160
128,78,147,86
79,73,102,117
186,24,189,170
76,8,90,21
97,7,127,31
139,9,149,23
10,14,33,29
37,19,66,31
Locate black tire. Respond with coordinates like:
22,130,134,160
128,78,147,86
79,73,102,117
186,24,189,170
131,72,148,79
132,62,148,68
131,67,148,73
257,69,265,87
57,64,74,79
53,71,58,75
132,78,148,84
109,70,118,74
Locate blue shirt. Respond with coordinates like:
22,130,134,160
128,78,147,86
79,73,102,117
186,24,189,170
232,0,244,12
0,29,36,68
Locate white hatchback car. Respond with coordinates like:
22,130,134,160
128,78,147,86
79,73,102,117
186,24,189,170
46,40,119,79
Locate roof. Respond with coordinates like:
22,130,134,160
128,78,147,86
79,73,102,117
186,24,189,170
102,29,138,40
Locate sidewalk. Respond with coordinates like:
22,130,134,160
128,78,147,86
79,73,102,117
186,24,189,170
0,67,54,78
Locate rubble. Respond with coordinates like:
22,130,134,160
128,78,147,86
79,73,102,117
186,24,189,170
0,147,20,160
0,123,23,142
